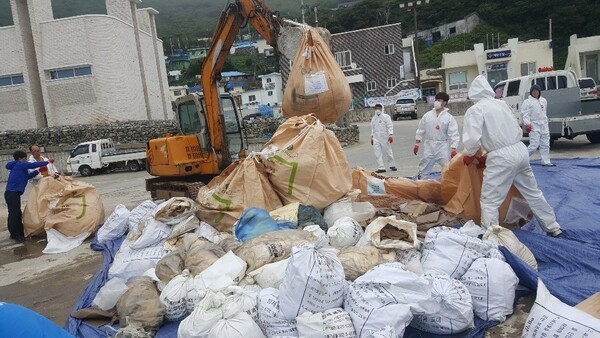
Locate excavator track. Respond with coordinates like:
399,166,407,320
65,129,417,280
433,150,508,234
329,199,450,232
147,179,206,200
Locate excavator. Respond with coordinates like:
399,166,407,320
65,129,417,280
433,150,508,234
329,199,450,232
145,0,285,199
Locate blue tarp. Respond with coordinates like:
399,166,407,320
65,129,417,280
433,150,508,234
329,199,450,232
65,158,600,338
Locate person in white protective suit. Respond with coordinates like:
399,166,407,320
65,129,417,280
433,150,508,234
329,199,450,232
413,92,460,179
370,103,397,173
462,75,563,237
521,84,555,167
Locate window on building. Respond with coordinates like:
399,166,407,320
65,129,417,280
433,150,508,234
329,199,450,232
266,78,272,83
0,74,25,87
449,27,456,35
387,78,398,88
268,91,273,96
384,44,395,55
248,95,256,102
367,81,376,92
50,66,92,80
520,62,536,76
448,71,468,90
335,50,352,68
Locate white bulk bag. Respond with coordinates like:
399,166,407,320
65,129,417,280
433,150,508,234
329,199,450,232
208,312,265,338
97,204,130,243
108,244,166,281
483,224,537,270
366,326,396,338
127,200,156,233
160,269,193,321
522,279,600,337
357,216,419,250
296,308,356,338
185,276,207,313
153,197,197,226
323,192,376,228
222,285,259,321
410,273,474,334
257,288,298,337
246,258,290,289
199,251,247,292
421,226,491,279
397,248,424,276
278,244,345,320
178,291,226,338
127,216,172,250
460,258,518,321
92,277,129,311
327,216,364,248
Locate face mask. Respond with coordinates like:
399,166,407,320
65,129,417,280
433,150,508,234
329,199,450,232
375,109,382,115
433,101,443,109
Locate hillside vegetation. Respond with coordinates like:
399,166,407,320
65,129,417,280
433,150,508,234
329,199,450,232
0,0,598,69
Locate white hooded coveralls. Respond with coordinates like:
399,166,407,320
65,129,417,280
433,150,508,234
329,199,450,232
462,75,560,233
521,94,552,165
371,111,396,170
415,108,460,177
28,154,59,185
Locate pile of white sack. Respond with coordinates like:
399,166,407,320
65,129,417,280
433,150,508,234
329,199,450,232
90,194,530,337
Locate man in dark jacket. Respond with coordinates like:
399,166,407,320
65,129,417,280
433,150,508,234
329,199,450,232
4,150,51,243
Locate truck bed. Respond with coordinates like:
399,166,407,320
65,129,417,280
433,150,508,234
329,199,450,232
102,151,146,163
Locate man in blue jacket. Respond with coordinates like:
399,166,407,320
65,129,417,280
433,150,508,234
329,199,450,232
4,150,51,243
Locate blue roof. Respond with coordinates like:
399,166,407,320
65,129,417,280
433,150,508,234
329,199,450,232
221,71,247,77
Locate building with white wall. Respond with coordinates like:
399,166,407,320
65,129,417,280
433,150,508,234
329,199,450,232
0,0,171,131
564,34,600,82
441,38,554,101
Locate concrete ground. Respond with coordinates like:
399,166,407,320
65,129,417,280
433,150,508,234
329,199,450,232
1,117,598,335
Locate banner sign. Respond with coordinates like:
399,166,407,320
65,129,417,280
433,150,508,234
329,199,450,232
365,88,420,107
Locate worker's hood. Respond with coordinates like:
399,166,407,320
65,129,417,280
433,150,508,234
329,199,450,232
468,75,495,101
5,160,16,170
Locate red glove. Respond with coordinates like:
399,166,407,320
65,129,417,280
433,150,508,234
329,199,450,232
388,136,393,143
370,137,373,146
413,144,419,155
48,158,55,164
524,124,532,133
476,156,487,169
463,155,475,165
451,150,457,158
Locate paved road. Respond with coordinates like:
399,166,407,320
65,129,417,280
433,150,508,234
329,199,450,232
0,116,598,327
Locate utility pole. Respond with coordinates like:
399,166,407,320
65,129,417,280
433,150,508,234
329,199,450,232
399,0,429,97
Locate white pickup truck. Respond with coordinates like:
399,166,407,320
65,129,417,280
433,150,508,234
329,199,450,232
66,139,146,176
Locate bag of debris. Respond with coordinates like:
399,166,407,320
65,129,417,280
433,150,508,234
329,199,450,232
155,249,185,283
483,224,538,270
116,276,166,336
127,216,172,250
351,167,442,206
337,246,395,281
43,228,91,254
198,251,247,292
298,204,328,231
366,326,396,338
323,190,377,228
303,224,329,244
209,311,265,338
97,204,130,243
184,238,226,276
257,288,298,337
160,269,194,321
344,263,439,337
234,229,317,272
109,244,167,281
234,207,297,242
522,279,600,338
178,291,226,338
327,216,364,248
420,226,492,279
410,273,474,334
168,215,200,240
357,216,419,250
441,154,529,226
279,242,346,319
23,176,104,237
221,285,259,321
282,26,352,123
153,197,197,226
296,308,356,338
92,277,129,311
259,114,352,211
128,200,157,234
196,156,283,233
245,258,290,289
460,258,518,322
218,234,243,253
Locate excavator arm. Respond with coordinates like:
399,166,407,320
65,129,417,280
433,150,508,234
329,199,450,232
202,0,283,161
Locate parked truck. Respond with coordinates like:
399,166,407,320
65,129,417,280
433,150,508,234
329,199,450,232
67,138,146,176
493,69,600,147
